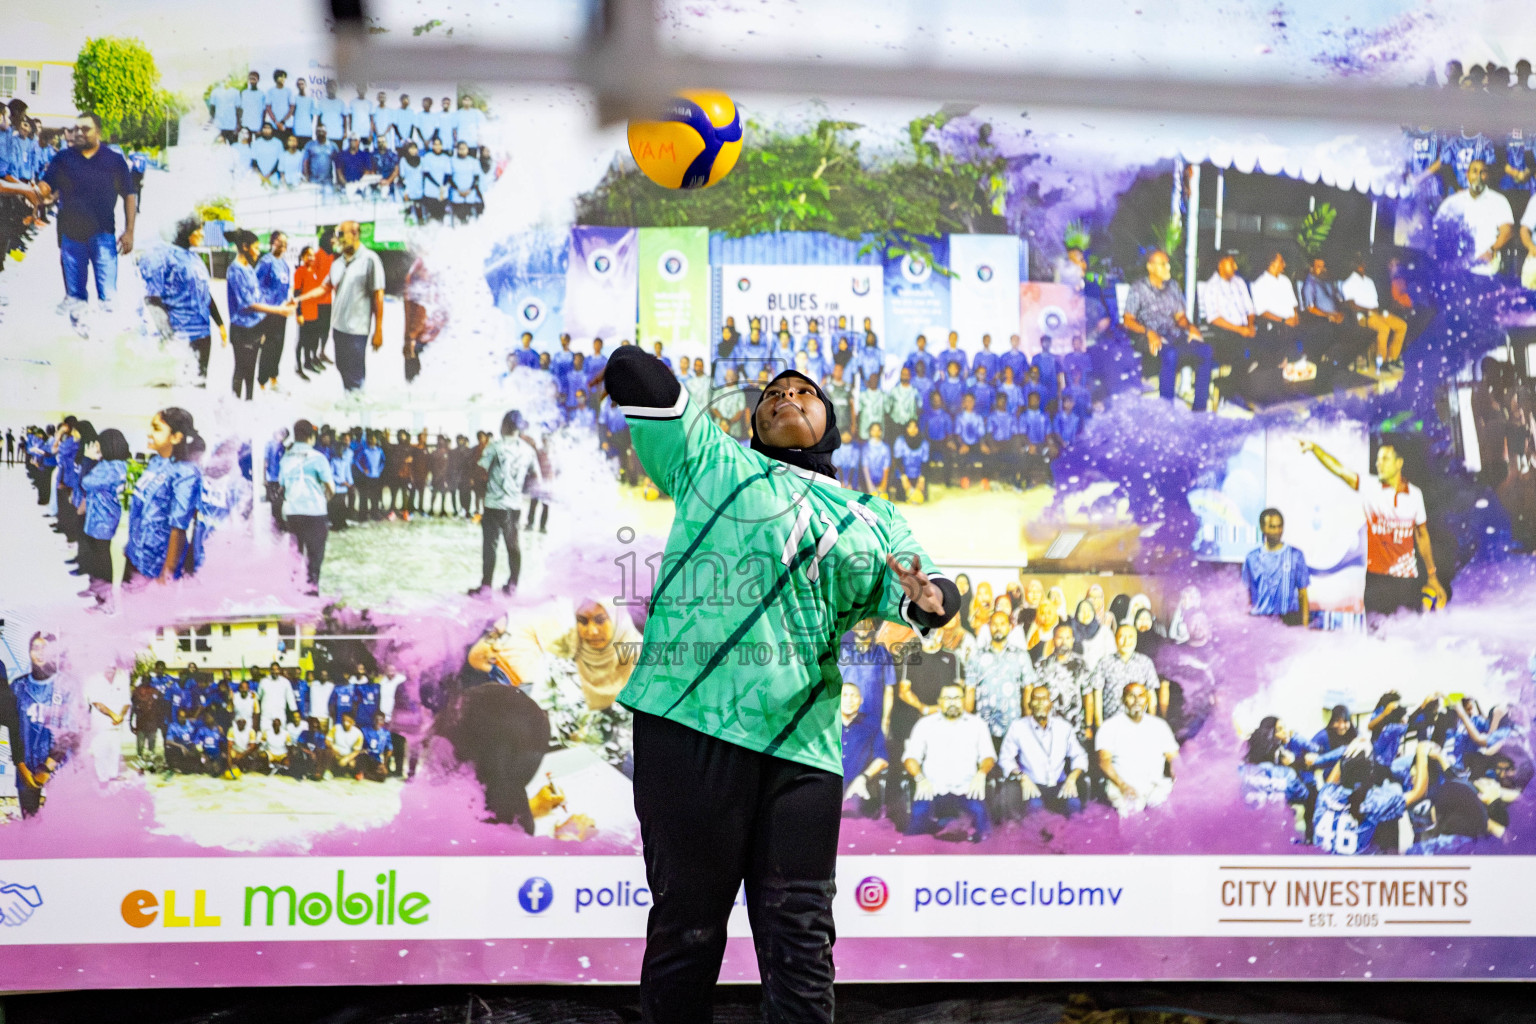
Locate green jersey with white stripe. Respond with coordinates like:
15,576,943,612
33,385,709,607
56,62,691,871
617,392,944,775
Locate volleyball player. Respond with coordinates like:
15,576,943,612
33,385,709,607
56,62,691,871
598,346,960,1024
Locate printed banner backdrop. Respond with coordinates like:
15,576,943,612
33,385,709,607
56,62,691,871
563,226,639,345
8,0,1536,995
1019,281,1085,361
485,232,569,348
1190,423,1367,617
1264,423,1370,617
718,264,886,345
881,237,951,360
949,233,1024,347
637,226,710,359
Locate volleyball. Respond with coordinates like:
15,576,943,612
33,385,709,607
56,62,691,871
627,90,743,190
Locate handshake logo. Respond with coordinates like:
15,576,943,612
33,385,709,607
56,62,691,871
0,881,43,928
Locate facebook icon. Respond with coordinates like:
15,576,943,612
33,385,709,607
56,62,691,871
518,877,554,914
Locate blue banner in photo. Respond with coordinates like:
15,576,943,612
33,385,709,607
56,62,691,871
484,230,569,347
949,233,1023,351
564,226,639,346
881,236,950,359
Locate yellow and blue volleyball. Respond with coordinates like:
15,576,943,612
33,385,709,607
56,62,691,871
627,90,742,190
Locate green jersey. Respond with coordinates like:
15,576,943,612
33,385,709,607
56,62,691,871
618,392,945,775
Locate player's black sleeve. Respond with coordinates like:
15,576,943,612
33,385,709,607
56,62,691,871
604,344,681,410
209,297,224,327
906,576,962,630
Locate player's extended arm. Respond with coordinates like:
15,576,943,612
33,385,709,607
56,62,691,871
598,344,680,413
1298,440,1359,490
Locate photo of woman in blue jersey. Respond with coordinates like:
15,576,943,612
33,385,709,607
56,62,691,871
8,632,68,819
77,427,130,609
123,408,203,588
225,228,294,401
144,216,226,382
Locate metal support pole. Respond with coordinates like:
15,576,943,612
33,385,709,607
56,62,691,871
1185,163,1201,318
1214,169,1225,252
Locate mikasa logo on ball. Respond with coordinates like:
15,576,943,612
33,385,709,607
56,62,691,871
737,277,751,291
588,250,614,276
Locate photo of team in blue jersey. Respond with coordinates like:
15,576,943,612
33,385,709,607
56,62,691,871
133,658,409,783
1240,687,1529,856
205,69,494,224
505,326,1092,503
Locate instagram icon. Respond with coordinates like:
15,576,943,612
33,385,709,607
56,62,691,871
854,876,889,912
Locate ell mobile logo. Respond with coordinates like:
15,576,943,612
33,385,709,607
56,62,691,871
122,870,431,929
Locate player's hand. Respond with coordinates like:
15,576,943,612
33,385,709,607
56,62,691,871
0,883,44,927
844,775,871,802
1146,330,1163,354
966,771,988,801
1297,439,1316,454
371,327,383,351
118,230,134,255
1019,776,1041,801
886,554,944,616
913,775,936,801
1425,574,1448,608
1117,781,1139,801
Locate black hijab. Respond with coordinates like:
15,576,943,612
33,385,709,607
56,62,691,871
749,369,841,480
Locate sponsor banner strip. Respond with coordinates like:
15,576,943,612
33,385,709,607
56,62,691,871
0,856,1525,946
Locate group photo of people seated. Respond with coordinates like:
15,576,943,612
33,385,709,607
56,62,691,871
1239,687,1529,856
130,658,411,783
206,69,494,224
834,574,1204,842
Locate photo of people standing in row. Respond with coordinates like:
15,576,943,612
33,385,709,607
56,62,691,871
8,409,249,612
206,70,495,224
263,411,553,599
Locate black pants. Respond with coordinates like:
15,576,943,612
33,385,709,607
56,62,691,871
526,497,549,532
287,513,328,586
298,318,325,369
80,534,113,584
190,335,211,378
231,324,261,400
633,710,840,1024
257,312,287,385
57,484,80,542
35,465,54,504
480,507,521,588
328,492,350,530
315,304,333,359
